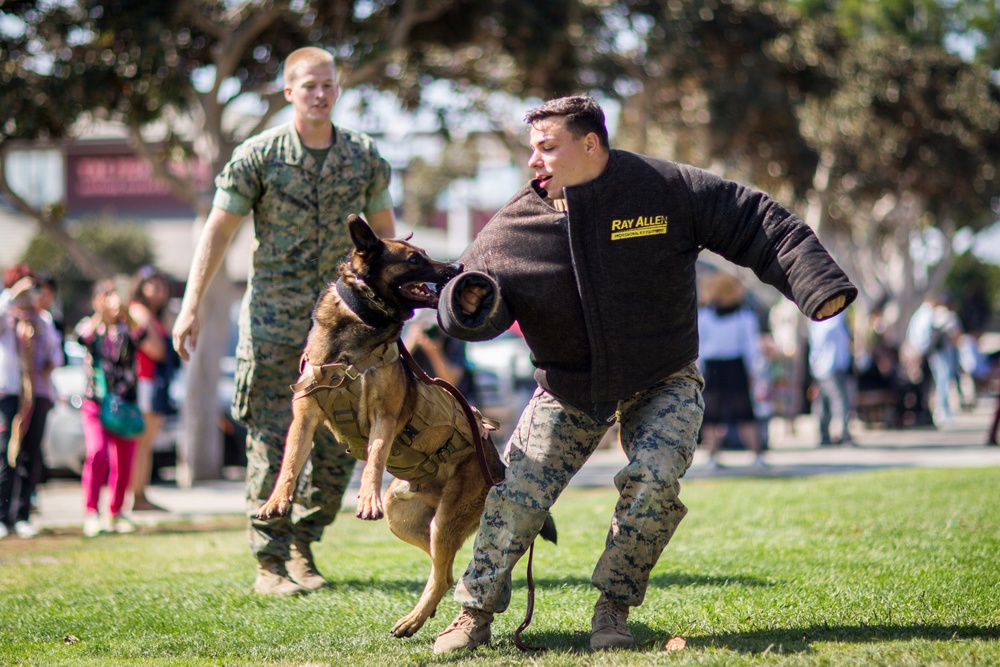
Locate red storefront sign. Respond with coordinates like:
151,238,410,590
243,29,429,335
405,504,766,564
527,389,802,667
66,143,212,216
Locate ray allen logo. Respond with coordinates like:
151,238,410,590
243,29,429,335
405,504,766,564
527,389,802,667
610,214,668,240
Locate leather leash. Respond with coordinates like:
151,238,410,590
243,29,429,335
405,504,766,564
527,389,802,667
398,341,545,652
398,342,496,488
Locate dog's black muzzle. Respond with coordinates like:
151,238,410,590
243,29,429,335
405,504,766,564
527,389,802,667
436,262,464,287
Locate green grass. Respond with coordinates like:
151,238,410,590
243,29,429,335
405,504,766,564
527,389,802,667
2,467,999,666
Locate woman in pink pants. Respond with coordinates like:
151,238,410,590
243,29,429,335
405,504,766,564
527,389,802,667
75,280,153,537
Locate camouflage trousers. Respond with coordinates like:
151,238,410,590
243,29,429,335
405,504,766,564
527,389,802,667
233,340,357,561
454,362,704,612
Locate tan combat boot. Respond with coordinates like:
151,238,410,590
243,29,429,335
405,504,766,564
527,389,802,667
432,607,494,654
590,593,634,650
286,540,330,591
253,555,308,596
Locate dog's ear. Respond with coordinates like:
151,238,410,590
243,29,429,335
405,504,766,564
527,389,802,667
348,214,382,256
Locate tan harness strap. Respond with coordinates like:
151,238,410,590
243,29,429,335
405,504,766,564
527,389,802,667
290,343,399,448
331,393,360,438
398,344,496,488
386,430,462,484
290,343,399,400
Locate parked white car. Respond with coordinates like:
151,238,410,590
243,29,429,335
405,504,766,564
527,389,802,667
40,340,88,474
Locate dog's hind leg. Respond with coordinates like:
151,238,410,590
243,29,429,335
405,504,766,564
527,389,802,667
385,491,439,638
387,477,485,638
385,486,435,556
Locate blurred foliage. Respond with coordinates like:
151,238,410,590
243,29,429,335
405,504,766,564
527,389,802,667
0,0,614,148
797,34,1000,231
945,252,1000,332
20,218,154,326
610,2,839,197
402,140,479,227
787,0,1000,68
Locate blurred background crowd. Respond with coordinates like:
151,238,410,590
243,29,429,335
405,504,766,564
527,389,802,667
692,264,1000,466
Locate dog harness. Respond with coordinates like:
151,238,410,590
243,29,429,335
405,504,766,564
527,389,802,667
289,342,483,486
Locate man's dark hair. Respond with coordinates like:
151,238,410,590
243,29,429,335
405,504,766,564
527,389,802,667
524,95,610,150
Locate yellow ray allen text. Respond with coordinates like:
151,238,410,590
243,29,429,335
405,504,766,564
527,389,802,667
610,215,668,240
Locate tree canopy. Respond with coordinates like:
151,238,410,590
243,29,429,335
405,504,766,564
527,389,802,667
0,0,609,149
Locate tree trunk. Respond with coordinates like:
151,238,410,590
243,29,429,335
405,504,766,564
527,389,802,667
175,231,238,486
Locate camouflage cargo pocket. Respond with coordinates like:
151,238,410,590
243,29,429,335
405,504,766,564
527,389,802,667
231,357,255,425
503,386,545,464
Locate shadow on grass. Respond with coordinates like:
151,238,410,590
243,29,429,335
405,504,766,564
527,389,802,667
527,572,775,590
323,578,429,595
35,518,246,539
487,623,1000,656
681,623,1000,655
236,570,779,599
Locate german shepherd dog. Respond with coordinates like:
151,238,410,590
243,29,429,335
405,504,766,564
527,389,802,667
258,215,554,639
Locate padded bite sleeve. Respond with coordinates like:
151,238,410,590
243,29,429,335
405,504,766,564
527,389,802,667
437,271,512,342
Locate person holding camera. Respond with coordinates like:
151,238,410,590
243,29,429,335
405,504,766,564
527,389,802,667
402,316,478,404
75,279,159,537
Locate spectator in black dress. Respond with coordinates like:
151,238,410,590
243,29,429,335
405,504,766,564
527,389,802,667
697,272,766,468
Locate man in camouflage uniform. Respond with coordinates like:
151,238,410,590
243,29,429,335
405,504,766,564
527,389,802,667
173,47,395,596
433,95,856,652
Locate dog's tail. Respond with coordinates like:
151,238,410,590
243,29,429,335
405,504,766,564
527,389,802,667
538,512,557,545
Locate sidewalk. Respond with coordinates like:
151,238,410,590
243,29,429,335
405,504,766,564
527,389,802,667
27,397,1000,533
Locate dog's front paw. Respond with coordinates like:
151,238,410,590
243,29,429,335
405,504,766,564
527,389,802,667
390,611,427,638
257,497,292,519
355,491,385,521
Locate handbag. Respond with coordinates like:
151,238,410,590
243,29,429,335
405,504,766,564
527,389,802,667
94,350,146,439
100,392,146,438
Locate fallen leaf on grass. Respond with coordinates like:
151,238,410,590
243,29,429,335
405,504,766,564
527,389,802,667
665,636,687,651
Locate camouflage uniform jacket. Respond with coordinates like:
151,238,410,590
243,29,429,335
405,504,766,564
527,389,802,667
441,150,857,421
213,122,393,352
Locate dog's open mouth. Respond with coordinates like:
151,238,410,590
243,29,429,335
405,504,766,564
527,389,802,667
399,281,439,305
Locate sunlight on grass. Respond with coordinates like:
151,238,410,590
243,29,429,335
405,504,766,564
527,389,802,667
1,468,998,665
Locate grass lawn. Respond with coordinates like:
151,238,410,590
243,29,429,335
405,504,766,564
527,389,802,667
1,467,998,666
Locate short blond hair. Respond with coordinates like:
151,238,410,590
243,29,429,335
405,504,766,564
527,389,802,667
283,47,336,85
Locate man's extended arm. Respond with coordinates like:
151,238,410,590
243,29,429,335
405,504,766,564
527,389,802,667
172,207,244,360
687,166,856,321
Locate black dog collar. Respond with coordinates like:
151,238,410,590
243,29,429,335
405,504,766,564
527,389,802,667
335,278,397,328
